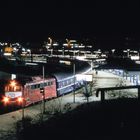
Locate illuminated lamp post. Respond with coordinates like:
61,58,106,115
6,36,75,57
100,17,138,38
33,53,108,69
127,49,130,58
48,37,52,47
111,49,115,56
48,37,53,56
66,39,71,48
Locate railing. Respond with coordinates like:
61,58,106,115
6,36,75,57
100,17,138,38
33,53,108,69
96,85,140,102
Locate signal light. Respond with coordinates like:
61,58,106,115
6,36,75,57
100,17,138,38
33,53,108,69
40,88,45,94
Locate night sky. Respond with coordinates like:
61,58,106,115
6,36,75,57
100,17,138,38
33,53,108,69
0,0,140,43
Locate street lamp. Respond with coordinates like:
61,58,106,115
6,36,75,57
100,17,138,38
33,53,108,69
48,37,52,46
48,37,53,56
66,39,71,48
111,49,115,55
127,49,130,58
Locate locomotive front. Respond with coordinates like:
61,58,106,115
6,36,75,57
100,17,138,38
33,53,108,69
2,80,24,105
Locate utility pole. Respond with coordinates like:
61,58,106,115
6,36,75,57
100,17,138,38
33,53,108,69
42,65,45,113
22,86,25,128
73,50,76,103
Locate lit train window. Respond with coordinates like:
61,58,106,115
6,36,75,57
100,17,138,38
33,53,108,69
71,79,74,83
63,81,66,86
36,84,40,89
66,80,69,85
59,83,62,87
5,85,22,92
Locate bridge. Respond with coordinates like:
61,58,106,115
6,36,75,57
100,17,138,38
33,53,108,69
96,85,140,102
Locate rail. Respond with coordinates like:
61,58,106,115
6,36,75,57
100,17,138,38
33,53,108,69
96,85,140,102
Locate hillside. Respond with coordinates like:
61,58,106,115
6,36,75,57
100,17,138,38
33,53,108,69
19,98,140,140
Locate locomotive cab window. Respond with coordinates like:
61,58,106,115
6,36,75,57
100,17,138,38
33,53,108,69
5,84,22,92
48,81,53,86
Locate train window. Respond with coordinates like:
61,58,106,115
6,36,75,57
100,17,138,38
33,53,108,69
59,82,62,87
62,81,66,86
71,79,74,83
67,80,71,85
40,83,44,88
69,80,71,84
36,84,40,89
34,85,37,89
61,82,64,86
37,84,40,88
44,82,48,86
48,82,52,86
5,85,22,92
66,80,69,85
31,85,35,89
16,85,22,91
31,84,40,89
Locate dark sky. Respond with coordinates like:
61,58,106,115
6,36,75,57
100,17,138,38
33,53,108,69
0,0,140,42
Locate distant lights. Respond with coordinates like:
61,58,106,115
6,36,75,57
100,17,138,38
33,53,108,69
0,42,8,46
22,48,25,51
0,42,4,46
13,47,17,51
16,43,20,46
27,49,31,53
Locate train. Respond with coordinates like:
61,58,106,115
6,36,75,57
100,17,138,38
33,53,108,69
0,76,57,106
0,65,91,106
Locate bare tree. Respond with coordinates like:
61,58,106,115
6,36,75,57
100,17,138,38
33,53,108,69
83,79,97,103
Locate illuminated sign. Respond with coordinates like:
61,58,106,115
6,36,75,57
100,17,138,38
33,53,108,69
5,92,22,98
76,74,93,82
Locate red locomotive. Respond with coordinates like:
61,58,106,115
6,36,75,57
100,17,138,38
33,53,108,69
2,76,57,106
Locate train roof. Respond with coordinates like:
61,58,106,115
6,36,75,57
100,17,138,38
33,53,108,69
15,75,55,85
0,56,91,80
52,61,91,81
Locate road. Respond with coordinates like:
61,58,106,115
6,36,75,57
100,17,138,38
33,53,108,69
0,70,136,139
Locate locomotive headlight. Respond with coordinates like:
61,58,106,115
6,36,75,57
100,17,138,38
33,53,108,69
3,97,9,103
17,97,23,103
10,80,16,87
